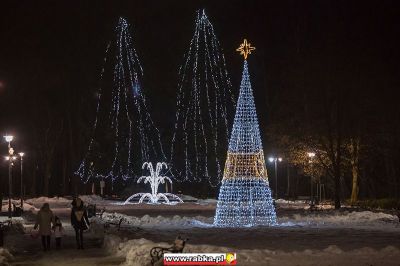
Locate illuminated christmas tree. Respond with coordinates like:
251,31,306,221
170,9,235,186
76,17,165,187
214,40,276,227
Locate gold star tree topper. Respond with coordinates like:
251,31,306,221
236,39,255,60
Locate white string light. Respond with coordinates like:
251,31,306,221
170,9,235,186
214,51,276,227
76,17,165,186
124,162,183,205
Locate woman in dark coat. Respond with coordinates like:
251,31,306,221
70,197,89,249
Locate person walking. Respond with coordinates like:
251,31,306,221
34,203,54,251
53,216,64,249
71,197,89,249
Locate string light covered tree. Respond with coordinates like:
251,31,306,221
214,40,276,227
76,17,165,187
170,9,235,186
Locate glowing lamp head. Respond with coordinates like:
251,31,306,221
4,135,13,143
307,152,316,158
5,156,10,161
12,156,17,160
278,157,283,162
19,152,25,157
268,157,274,163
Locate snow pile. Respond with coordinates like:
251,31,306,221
1,200,37,212
96,210,398,230
177,195,198,202
25,196,71,208
105,235,400,266
96,212,213,228
0,217,24,224
275,199,314,210
275,199,307,204
25,195,107,208
79,195,105,205
279,210,399,228
196,199,217,205
104,235,164,266
0,248,13,265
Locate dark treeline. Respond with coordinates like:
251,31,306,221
0,1,399,208
262,2,400,208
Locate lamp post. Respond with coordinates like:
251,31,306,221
18,152,24,209
307,152,316,205
4,135,14,218
268,157,282,200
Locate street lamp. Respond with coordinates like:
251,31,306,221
268,156,283,200
4,136,13,144
4,135,14,218
18,152,24,208
308,152,316,205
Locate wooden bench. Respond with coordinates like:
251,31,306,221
150,236,188,266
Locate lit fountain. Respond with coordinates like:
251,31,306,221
123,162,183,204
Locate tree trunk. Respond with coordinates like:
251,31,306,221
31,159,37,197
68,113,78,197
350,138,360,204
43,162,51,196
334,163,341,209
62,155,67,196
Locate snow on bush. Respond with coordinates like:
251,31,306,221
0,248,13,265
104,235,400,266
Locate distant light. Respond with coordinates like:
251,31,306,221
307,152,316,158
12,156,17,160
268,157,274,162
278,157,283,162
4,135,13,142
5,156,10,161
19,152,25,157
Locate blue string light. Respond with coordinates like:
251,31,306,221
214,60,277,227
76,17,165,186
170,9,235,186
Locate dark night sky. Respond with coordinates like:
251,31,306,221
1,0,399,154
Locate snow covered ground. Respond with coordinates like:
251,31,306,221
104,235,400,266
0,248,13,265
1,196,399,265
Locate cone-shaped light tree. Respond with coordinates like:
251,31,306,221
76,18,165,187
214,40,276,227
170,9,235,186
